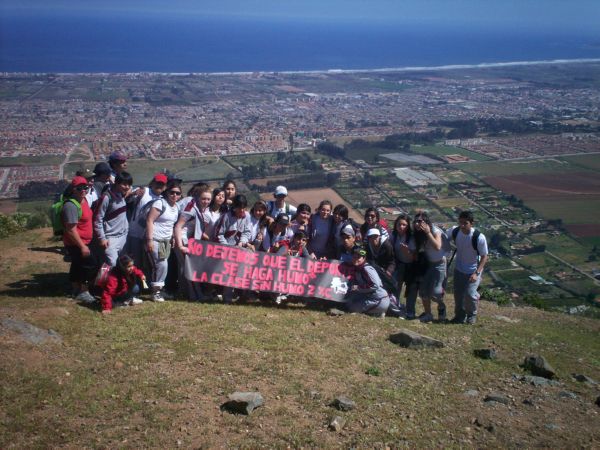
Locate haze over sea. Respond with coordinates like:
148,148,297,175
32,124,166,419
1,13,600,73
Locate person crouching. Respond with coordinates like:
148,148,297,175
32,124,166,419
100,255,146,314
342,245,390,317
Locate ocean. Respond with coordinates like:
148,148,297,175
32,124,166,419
1,13,600,73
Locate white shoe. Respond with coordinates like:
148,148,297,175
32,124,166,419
152,291,165,302
76,291,96,304
275,294,287,305
130,297,143,305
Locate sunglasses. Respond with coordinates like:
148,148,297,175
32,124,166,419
74,185,89,191
168,190,182,196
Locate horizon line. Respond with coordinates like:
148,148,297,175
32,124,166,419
2,58,600,77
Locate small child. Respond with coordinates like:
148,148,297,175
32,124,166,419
100,255,146,314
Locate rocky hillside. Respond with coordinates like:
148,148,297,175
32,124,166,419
0,229,599,448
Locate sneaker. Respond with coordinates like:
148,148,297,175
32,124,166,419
76,291,96,304
437,305,447,322
405,313,416,320
466,314,477,325
450,315,466,324
275,294,287,305
152,291,165,302
130,297,143,305
419,313,434,323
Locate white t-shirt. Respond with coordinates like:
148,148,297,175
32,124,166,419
151,199,179,241
449,226,488,274
424,225,447,262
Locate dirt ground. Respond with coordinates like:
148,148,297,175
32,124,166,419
485,172,600,199
260,187,363,222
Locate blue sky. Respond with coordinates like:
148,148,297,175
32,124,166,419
2,0,600,32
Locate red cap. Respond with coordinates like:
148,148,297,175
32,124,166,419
71,176,89,187
153,173,168,184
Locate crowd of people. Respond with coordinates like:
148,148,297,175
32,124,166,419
59,150,488,322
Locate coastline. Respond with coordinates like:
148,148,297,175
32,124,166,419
2,57,600,77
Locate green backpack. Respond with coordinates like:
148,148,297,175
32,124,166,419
50,195,82,236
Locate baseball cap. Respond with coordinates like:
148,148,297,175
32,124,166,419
93,162,112,176
275,213,290,225
340,224,355,237
274,185,288,197
109,150,127,162
366,228,381,238
71,176,89,187
352,245,367,256
152,173,168,184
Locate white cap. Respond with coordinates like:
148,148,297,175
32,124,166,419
274,185,288,196
366,228,381,237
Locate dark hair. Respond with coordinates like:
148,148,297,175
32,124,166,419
231,194,247,210
318,200,333,210
117,254,136,284
364,207,380,222
222,179,237,193
413,211,433,251
392,213,412,242
250,201,270,229
458,210,474,223
209,187,226,211
162,179,182,199
115,171,133,186
296,203,312,214
187,182,209,197
333,204,349,221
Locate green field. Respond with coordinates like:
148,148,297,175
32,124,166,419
0,155,64,166
526,198,600,225
458,159,577,177
560,154,600,171
411,144,493,161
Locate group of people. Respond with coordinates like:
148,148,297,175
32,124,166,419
60,151,488,322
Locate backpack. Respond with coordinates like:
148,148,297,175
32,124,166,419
50,195,81,236
136,197,167,227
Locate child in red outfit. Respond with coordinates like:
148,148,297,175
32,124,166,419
101,255,146,314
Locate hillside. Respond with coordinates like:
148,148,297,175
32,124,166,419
1,228,599,448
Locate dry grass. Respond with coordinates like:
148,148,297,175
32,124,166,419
1,229,599,448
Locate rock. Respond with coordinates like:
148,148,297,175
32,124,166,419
545,424,560,430
329,415,346,432
221,392,264,415
572,373,597,385
522,355,556,379
558,391,577,400
463,389,479,397
523,398,535,406
389,329,444,349
473,348,497,360
484,393,510,405
327,308,346,317
492,315,520,324
331,396,356,412
515,375,560,387
0,318,62,345
308,390,321,400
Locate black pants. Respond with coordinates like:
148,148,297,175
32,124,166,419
65,245,98,285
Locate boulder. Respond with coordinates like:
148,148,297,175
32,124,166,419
1,318,62,345
515,374,560,387
221,392,264,415
522,355,556,379
389,329,444,349
572,373,597,385
331,396,356,412
484,393,510,405
473,348,497,360
329,416,346,432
